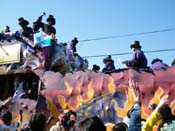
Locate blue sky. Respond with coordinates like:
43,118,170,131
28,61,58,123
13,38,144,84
0,0,174,70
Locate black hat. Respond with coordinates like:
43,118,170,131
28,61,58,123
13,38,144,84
151,58,163,64
47,15,56,25
72,37,78,44
103,55,114,63
18,17,29,26
130,41,142,49
92,64,100,71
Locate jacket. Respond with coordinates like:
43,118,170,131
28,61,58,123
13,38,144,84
123,50,147,68
142,110,162,131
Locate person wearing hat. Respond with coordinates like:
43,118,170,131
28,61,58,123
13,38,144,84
33,13,56,36
0,26,12,42
0,110,23,131
102,55,116,73
122,41,148,68
18,17,33,40
150,58,169,71
69,37,79,54
33,14,56,70
44,14,56,36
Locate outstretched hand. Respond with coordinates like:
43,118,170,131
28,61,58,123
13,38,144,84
128,78,140,102
156,94,169,110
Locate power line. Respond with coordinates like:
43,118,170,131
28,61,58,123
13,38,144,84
82,48,175,58
77,28,175,58
78,28,175,43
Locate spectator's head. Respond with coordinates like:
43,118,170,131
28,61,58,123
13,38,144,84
47,15,56,25
18,17,29,27
1,111,12,125
130,41,142,51
74,115,106,131
158,104,175,131
61,110,77,130
112,122,128,131
171,59,175,66
69,110,77,122
158,104,175,121
29,113,46,131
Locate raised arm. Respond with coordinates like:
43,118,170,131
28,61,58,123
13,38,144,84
142,94,169,131
127,79,141,131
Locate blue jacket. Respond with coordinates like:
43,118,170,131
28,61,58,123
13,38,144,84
128,103,141,131
123,50,147,68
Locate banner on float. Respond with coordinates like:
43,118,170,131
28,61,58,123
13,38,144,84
34,31,51,47
0,43,21,65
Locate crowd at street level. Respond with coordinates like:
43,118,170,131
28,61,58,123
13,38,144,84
0,78,175,131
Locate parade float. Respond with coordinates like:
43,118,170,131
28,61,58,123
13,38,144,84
0,36,175,130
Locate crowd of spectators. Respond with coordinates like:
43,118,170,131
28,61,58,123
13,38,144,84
1,78,174,131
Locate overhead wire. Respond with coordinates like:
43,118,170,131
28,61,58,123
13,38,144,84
82,48,175,58
78,28,175,43
75,28,175,58
64,28,175,44
63,28,175,58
